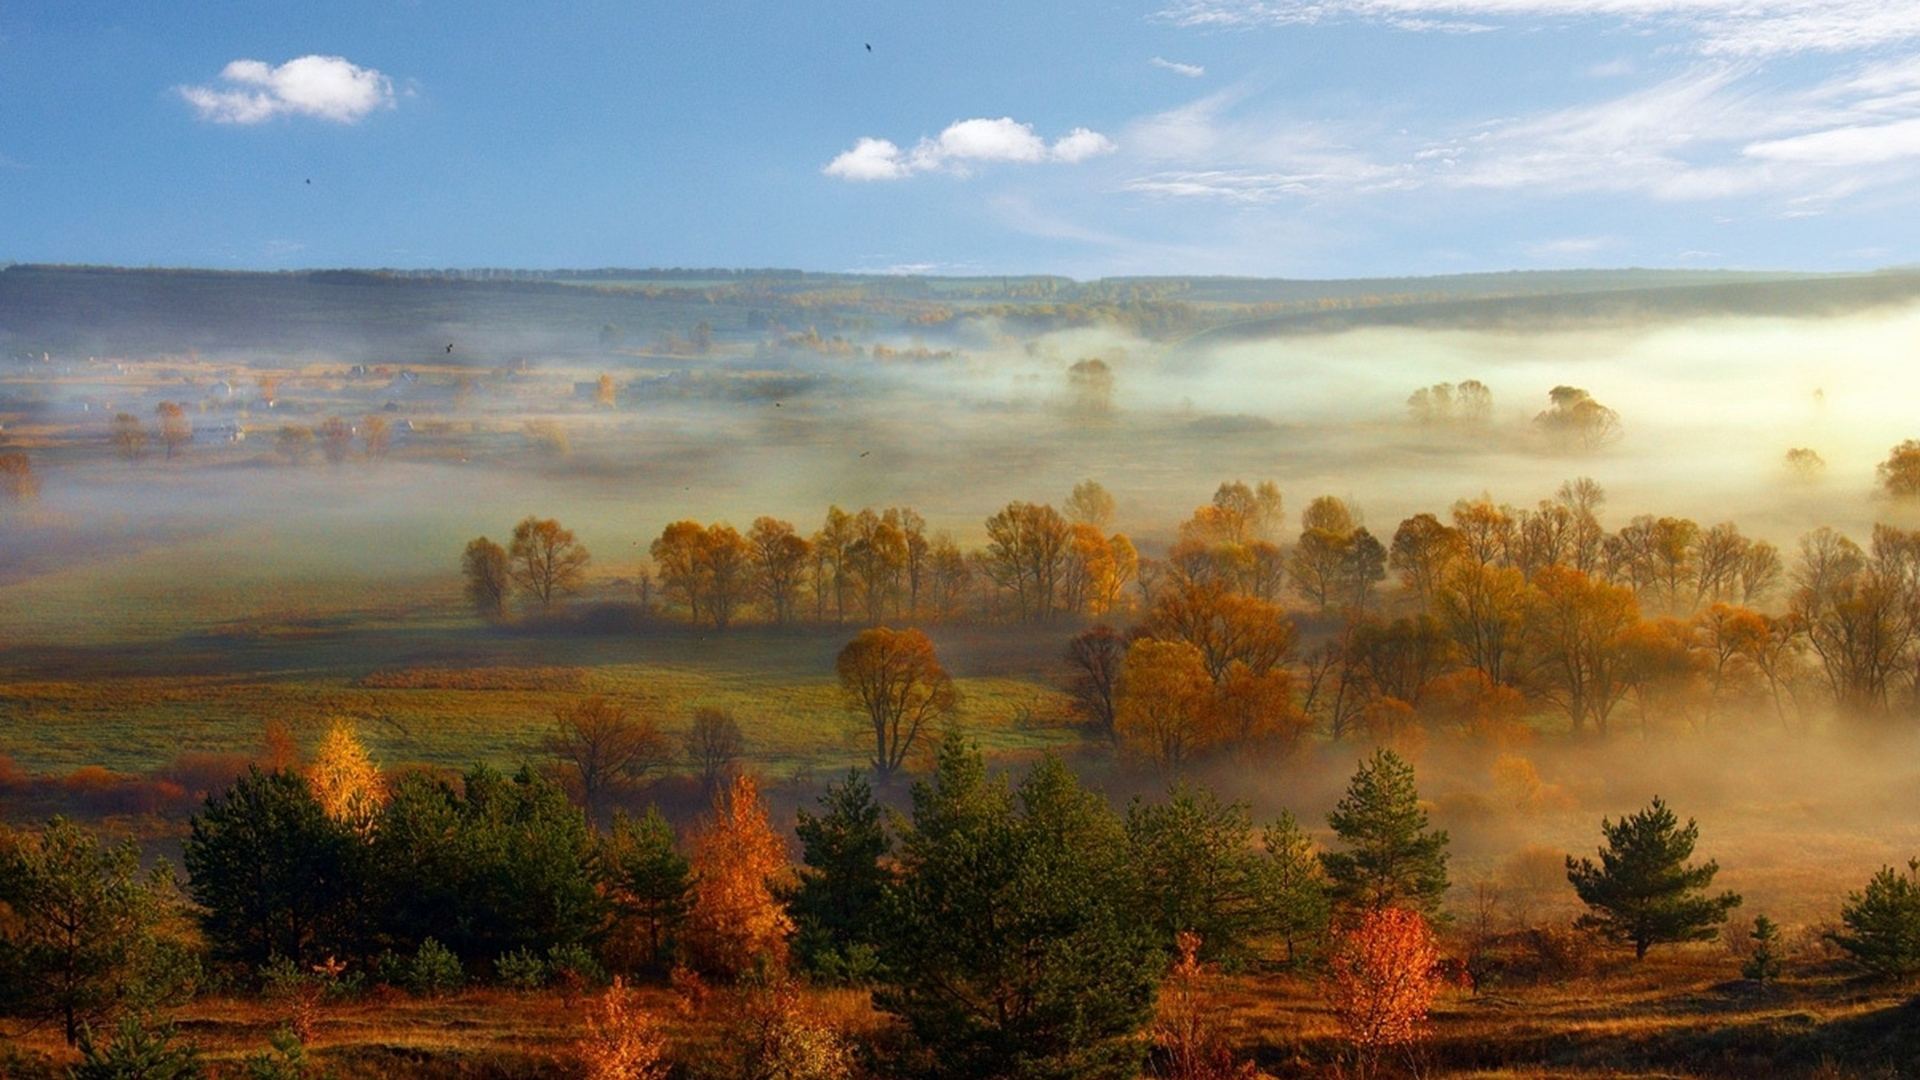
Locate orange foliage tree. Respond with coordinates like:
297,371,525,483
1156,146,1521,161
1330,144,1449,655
307,720,384,832
836,627,956,779
1153,931,1258,1080
683,773,794,979
578,977,671,1080
1322,907,1445,1078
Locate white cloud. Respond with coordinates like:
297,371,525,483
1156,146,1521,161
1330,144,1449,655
1522,235,1617,257
180,55,395,124
824,117,1114,180
1745,116,1920,166
1156,1,1920,58
1151,56,1208,77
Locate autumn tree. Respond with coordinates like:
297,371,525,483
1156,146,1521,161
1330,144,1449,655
577,977,670,1080
684,707,745,801
1323,750,1450,915
1878,439,1920,498
836,627,956,780
748,516,811,625
110,413,148,461
155,401,192,460
683,773,794,979
1566,797,1741,959
461,536,511,620
1784,447,1826,480
360,414,391,460
594,373,618,409
1143,579,1296,684
0,819,187,1045
318,416,354,464
545,697,671,822
307,721,385,832
509,515,591,611
981,500,1072,621
1065,478,1116,529
789,770,892,977
1524,566,1638,737
1534,385,1621,452
877,739,1160,1079
0,451,37,501
1390,513,1463,606
1323,906,1444,1079
1153,932,1259,1080
1115,638,1217,776
273,425,314,464
1064,624,1127,742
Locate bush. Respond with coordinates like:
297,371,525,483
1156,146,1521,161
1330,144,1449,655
243,1027,323,1080
495,948,546,991
406,938,463,998
546,942,606,990
578,978,670,1080
72,1013,205,1080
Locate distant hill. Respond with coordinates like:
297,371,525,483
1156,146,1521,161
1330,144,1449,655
3,263,1914,361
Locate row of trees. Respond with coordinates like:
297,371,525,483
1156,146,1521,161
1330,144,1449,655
9,739,1915,1073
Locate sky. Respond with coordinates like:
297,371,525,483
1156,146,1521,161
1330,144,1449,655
3,1,1920,278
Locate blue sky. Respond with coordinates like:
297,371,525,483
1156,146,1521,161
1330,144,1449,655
3,0,1919,277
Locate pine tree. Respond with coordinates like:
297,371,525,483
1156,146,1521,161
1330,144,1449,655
790,769,891,978
1826,859,1920,980
1565,797,1741,959
1322,750,1450,914
1127,784,1285,963
72,1013,206,1080
600,808,691,972
876,737,1161,1080
1743,915,1782,985
1262,811,1333,964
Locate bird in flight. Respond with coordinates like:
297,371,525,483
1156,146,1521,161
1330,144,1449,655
445,343,454,353
859,450,871,458
865,43,872,51
304,179,311,185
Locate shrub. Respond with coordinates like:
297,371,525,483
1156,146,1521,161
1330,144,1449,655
578,977,671,1080
495,948,546,991
406,938,463,998
1323,907,1444,1077
72,1013,205,1080
1152,932,1258,1080
547,942,607,990
1743,915,1782,985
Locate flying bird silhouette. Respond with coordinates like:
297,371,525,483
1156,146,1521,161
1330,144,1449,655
865,43,872,52
859,450,871,458
445,344,454,353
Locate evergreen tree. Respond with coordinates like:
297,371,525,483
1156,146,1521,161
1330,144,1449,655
876,736,1161,1080
1826,859,1920,980
1322,750,1450,914
0,819,187,1044
183,768,366,968
1743,915,1782,985
1565,797,1741,959
790,769,892,977
599,808,691,972
71,1013,205,1080
1126,784,1279,963
1262,811,1334,964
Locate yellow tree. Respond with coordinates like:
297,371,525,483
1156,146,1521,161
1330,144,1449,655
509,516,591,611
683,773,794,979
836,627,956,779
1115,638,1217,776
308,720,385,831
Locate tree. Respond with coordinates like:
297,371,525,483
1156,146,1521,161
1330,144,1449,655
1743,915,1782,985
1126,784,1290,962
683,773,793,979
685,707,745,801
981,501,1072,621
1523,566,1638,737
877,740,1160,1080
594,373,618,408
790,770,892,976
317,417,354,464
1322,750,1450,915
1784,447,1826,480
1114,638,1216,776
360,414,391,460
307,721,384,832
0,451,37,501
1263,811,1333,964
1878,439,1920,498
1142,579,1296,684
1390,513,1462,606
748,516,811,625
110,413,148,461
155,401,192,460
1534,386,1620,452
1153,932,1259,1080
545,697,671,823
599,809,691,972
71,1013,205,1080
1065,479,1115,529
509,516,590,611
1322,906,1443,1079
183,768,364,968
461,536,511,620
577,978,670,1080
1064,625,1126,741
0,820,186,1044
836,627,956,780
1825,859,1920,980
273,425,314,464
1565,797,1741,959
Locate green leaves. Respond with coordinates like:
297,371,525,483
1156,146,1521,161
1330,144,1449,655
1566,796,1741,959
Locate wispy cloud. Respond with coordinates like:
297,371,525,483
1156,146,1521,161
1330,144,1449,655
1156,1,1920,58
1151,56,1207,77
824,117,1116,181
1521,235,1617,258
179,55,395,124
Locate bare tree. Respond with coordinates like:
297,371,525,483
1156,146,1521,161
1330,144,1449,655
684,707,745,800
545,697,671,823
